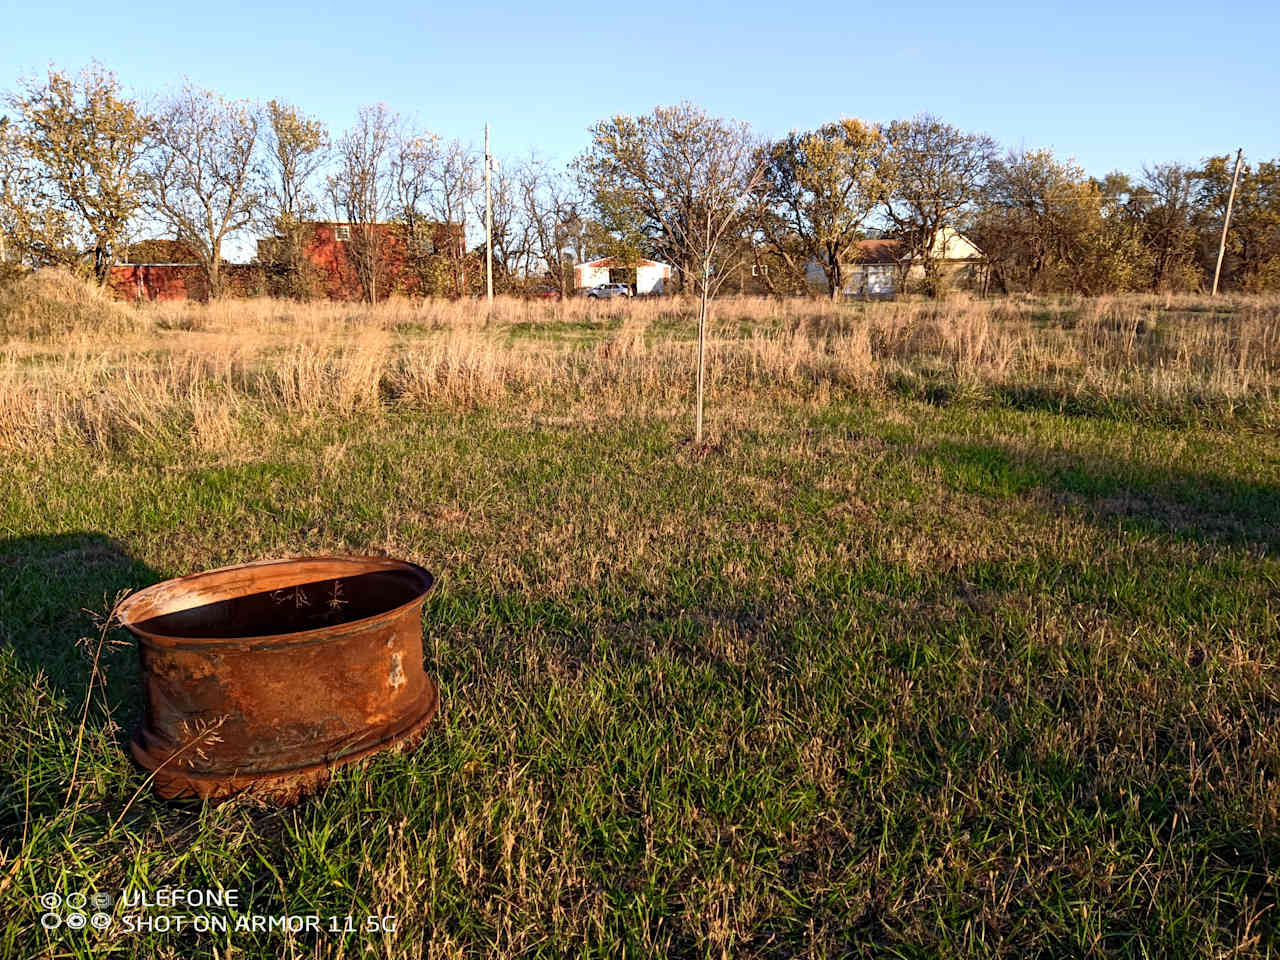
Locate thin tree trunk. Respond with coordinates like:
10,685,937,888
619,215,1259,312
695,277,708,445
208,252,221,301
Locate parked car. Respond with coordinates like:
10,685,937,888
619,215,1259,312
584,283,632,299
532,286,562,300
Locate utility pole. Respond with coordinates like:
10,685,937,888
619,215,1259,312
485,123,493,306
1212,148,1243,296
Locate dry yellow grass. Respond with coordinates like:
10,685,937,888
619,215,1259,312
2,286,1278,452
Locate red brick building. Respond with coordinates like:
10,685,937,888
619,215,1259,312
108,241,258,302
108,221,468,302
258,221,469,300
108,241,206,301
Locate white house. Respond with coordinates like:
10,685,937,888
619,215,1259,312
574,257,672,295
804,228,985,298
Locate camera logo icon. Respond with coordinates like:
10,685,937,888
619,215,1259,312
37,889,116,933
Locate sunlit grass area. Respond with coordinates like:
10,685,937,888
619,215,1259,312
2,286,1278,957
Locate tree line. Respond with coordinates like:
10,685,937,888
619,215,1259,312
1,64,1277,301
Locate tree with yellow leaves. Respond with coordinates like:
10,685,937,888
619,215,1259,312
1,63,149,282
758,119,890,299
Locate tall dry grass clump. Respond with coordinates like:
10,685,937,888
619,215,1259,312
2,292,1278,451
0,268,147,340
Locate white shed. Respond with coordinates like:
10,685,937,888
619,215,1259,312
573,257,672,295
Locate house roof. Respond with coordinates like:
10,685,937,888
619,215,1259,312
852,230,985,264
852,239,903,264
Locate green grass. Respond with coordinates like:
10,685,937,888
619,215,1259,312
2,308,1280,957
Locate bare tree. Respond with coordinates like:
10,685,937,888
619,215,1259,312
390,127,441,293
328,104,397,302
485,157,523,290
3,64,149,282
143,85,264,299
759,118,890,299
424,138,479,297
580,102,766,443
261,99,328,298
498,160,542,287
882,114,996,296
519,159,582,296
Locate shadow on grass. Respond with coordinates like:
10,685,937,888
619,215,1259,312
919,438,1280,552
0,532,159,721
886,373,1273,428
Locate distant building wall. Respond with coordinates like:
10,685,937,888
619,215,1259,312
846,264,895,298
107,221,468,303
575,263,609,289
108,264,205,301
635,263,669,294
107,263,260,301
803,229,986,298
268,222,468,300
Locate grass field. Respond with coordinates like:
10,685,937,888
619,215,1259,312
2,282,1279,957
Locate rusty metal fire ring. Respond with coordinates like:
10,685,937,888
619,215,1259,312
117,556,438,802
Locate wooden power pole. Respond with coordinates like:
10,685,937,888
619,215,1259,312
1212,148,1243,296
485,123,493,306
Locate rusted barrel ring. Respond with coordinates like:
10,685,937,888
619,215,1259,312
117,556,438,802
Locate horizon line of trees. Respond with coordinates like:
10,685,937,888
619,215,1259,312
1,63,1278,303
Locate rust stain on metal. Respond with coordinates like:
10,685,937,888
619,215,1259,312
116,556,438,803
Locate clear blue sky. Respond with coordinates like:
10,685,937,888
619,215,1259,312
4,0,1276,177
